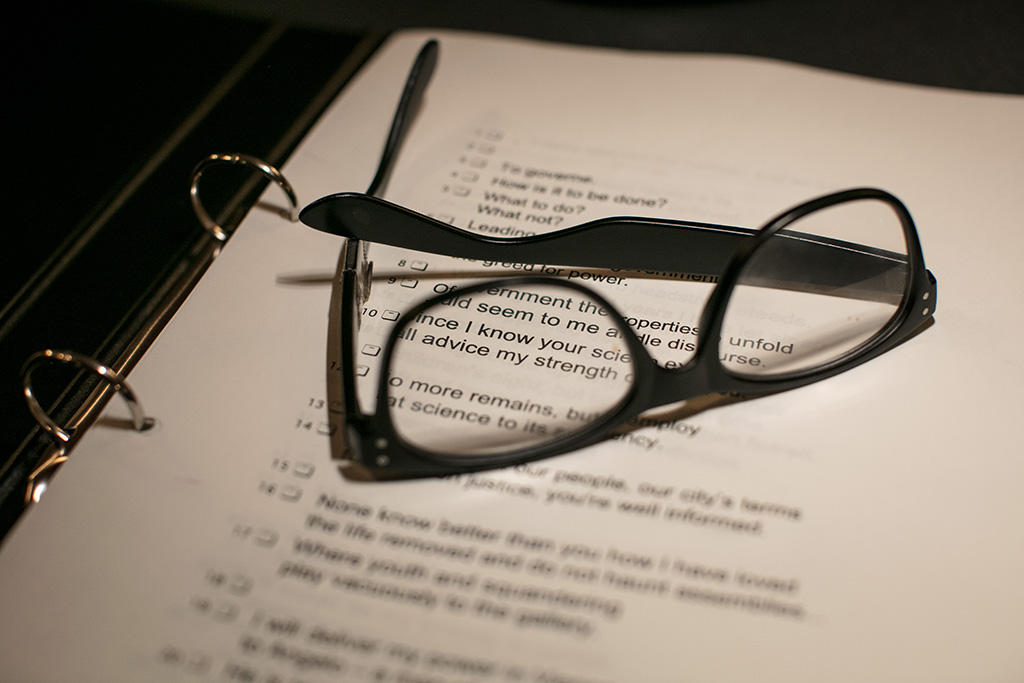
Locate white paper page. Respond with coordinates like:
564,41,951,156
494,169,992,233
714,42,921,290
1,30,1022,683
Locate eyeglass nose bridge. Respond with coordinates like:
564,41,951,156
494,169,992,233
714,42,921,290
629,352,719,415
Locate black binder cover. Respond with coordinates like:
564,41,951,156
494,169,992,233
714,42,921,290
0,2,376,538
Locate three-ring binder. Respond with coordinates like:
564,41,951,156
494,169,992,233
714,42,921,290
19,155,298,507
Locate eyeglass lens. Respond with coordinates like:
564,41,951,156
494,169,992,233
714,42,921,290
721,197,909,377
386,282,635,456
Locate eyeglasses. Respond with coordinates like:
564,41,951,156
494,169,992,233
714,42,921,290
300,40,937,479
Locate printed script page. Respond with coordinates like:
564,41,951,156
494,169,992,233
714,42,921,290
1,30,1022,683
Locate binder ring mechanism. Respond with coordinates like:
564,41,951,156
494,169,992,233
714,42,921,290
21,350,155,504
190,153,298,241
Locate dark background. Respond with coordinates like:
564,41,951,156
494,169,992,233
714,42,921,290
165,0,1024,93
2,0,1021,534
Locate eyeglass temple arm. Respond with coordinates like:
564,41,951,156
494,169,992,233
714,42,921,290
365,40,440,198
329,40,904,303
301,193,908,302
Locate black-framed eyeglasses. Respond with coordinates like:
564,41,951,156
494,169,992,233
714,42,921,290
299,40,937,479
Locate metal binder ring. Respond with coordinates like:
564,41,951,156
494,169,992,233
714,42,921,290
21,349,156,444
189,153,299,241
25,448,68,505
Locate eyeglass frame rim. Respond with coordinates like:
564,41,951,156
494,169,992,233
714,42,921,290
315,39,936,477
334,186,936,478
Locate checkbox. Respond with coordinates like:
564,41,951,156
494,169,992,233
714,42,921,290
460,171,479,182
213,603,238,621
280,485,303,502
468,157,487,168
410,260,428,271
356,364,369,377
316,422,337,436
400,279,419,288
382,309,400,321
228,575,253,595
185,654,211,673
254,529,278,547
452,186,470,197
293,462,315,478
477,143,495,154
361,344,381,356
